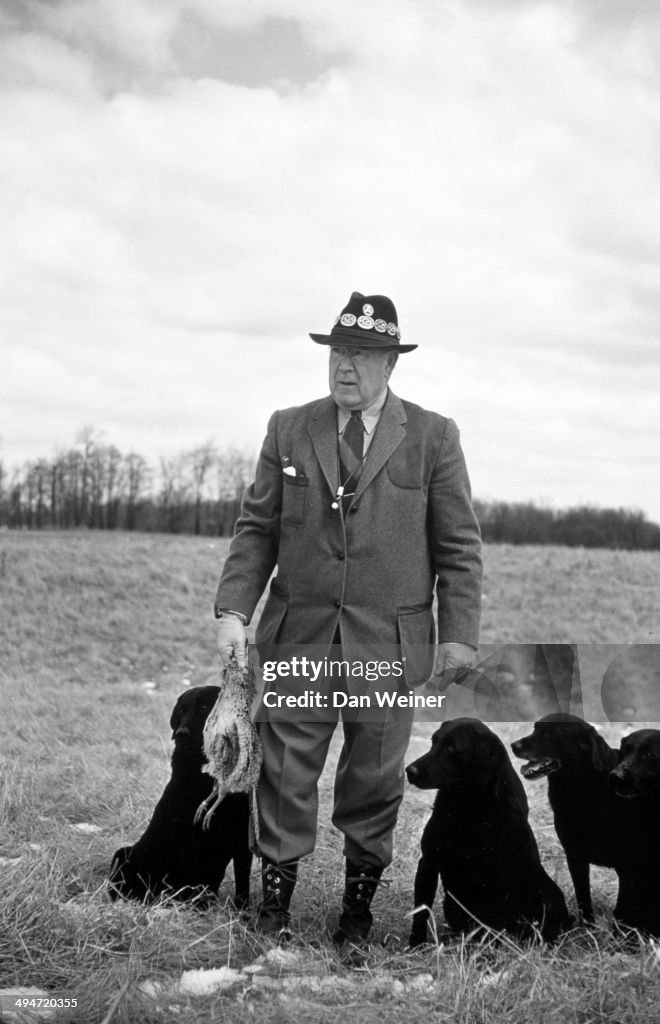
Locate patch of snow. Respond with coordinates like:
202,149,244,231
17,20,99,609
138,960,439,1005
264,947,306,967
141,969,247,1000
179,967,245,995
138,980,165,999
404,973,435,992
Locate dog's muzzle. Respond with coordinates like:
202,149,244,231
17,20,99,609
520,758,560,780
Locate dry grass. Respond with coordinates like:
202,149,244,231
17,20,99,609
0,531,659,1023
479,543,659,643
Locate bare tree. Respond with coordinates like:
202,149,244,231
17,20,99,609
8,469,23,528
189,442,217,535
105,445,124,529
75,425,101,527
214,446,255,536
50,454,63,528
158,454,192,533
31,459,50,528
123,452,150,530
215,446,254,500
0,449,6,527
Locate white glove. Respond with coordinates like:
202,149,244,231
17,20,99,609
433,641,476,691
216,613,248,668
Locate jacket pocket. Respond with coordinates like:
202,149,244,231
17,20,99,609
281,473,309,527
397,604,436,687
386,451,424,489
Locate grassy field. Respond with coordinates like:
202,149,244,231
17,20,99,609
0,531,659,1023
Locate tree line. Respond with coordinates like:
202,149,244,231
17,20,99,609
473,499,660,551
1,430,659,549
0,428,254,536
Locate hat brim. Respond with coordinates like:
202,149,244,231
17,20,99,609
310,330,417,353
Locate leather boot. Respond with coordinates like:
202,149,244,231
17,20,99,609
255,859,298,940
333,860,384,961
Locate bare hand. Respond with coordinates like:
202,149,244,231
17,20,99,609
216,614,248,669
433,642,476,690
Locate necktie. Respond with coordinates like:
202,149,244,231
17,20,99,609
339,411,365,491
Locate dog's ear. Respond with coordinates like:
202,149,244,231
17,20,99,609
169,696,185,732
474,732,505,785
588,729,611,772
493,752,529,818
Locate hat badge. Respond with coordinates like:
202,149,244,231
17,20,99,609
309,291,417,351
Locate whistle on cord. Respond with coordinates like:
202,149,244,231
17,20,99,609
331,485,344,511
331,485,356,511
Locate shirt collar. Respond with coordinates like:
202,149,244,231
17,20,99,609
335,388,389,436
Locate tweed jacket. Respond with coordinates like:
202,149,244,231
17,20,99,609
214,389,482,687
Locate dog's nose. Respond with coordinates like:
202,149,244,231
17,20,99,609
174,726,192,738
609,766,631,793
511,740,522,755
406,763,419,782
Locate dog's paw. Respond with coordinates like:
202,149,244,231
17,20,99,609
408,930,430,949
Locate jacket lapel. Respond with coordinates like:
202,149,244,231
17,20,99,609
308,390,408,503
353,390,407,501
309,396,339,497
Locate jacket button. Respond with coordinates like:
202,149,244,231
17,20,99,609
350,505,359,513
337,552,345,560
334,599,342,608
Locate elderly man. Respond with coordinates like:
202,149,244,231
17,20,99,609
213,291,482,953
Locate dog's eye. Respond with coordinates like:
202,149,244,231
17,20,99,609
642,749,659,762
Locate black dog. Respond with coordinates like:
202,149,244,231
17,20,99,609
609,728,660,936
406,719,571,946
511,714,622,922
108,686,252,907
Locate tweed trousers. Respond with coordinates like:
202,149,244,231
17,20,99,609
255,657,416,869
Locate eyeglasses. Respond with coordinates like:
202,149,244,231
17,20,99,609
329,346,371,364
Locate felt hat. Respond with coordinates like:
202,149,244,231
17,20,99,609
310,291,417,352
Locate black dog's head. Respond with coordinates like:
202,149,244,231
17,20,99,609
406,718,512,792
610,729,660,799
511,714,612,780
169,685,220,759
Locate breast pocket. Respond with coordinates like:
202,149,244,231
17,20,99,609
386,448,425,489
281,473,309,527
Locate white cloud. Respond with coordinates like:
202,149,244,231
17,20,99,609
1,0,659,520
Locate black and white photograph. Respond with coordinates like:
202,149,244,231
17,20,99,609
1,2,659,1022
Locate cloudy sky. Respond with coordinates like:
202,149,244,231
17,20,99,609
2,0,659,521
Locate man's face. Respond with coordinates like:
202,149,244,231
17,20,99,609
329,346,395,410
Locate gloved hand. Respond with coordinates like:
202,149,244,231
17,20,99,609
216,613,248,669
433,641,476,691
